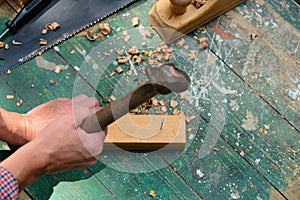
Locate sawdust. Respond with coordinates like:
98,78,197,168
35,56,68,71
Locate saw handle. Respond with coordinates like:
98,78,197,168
5,0,51,33
80,83,159,133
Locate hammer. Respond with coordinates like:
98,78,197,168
80,63,190,133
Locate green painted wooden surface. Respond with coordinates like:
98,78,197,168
0,0,299,199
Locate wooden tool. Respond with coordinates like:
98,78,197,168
80,63,190,150
148,0,245,43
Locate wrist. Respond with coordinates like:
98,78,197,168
0,140,48,190
0,108,29,145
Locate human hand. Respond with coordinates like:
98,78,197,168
22,94,100,143
0,97,106,190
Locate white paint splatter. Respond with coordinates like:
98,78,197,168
242,110,258,131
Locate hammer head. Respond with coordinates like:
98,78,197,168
145,63,190,94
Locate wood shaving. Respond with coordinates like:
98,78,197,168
151,98,158,106
117,56,127,64
127,70,132,76
240,151,245,157
55,66,62,73
192,0,208,9
16,99,23,107
198,26,206,31
115,66,123,73
173,109,181,115
131,17,139,27
4,43,9,50
70,50,76,54
141,42,147,47
163,52,171,60
46,22,60,31
99,23,111,35
116,49,125,56
31,84,35,88
6,69,11,75
198,37,208,49
109,72,115,77
250,33,258,40
170,99,179,108
128,46,139,55
109,95,116,102
159,99,166,106
144,27,154,38
6,95,14,100
50,79,55,85
86,30,98,41
185,115,196,123
12,40,22,45
123,34,131,42
0,41,5,48
176,38,186,48
40,38,47,45
149,190,156,197
42,29,48,34
188,50,197,60
129,65,135,70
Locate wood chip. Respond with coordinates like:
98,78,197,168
115,66,123,73
176,38,186,48
117,56,127,64
199,42,208,49
0,41,5,48
144,27,153,38
50,79,55,85
258,128,264,135
170,99,179,108
128,46,139,55
46,22,60,31
109,71,115,77
109,95,116,102
149,190,156,197
42,28,48,34
185,115,196,123
131,17,139,27
123,34,131,42
159,99,166,106
12,40,22,45
198,26,206,31
70,50,76,54
163,52,171,60
6,69,11,75
141,41,147,47
172,109,181,115
4,43,9,50
198,37,208,43
40,38,47,45
55,66,62,73
6,95,14,100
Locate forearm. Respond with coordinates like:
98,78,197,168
0,108,28,145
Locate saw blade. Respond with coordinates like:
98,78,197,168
0,0,137,74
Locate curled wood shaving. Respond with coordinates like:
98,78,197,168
0,42,5,48
99,23,111,35
128,46,139,55
86,30,98,41
55,66,62,73
40,38,47,45
250,33,258,40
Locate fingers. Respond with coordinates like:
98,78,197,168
73,94,89,102
77,127,106,159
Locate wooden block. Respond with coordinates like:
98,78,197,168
148,0,245,43
104,114,186,151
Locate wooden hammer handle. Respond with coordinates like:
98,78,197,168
80,83,159,133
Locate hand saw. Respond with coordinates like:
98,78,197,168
0,0,137,74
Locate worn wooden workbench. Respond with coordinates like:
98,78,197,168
0,0,299,199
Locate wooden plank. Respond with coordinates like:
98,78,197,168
55,1,294,199
196,0,300,129
105,114,186,150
